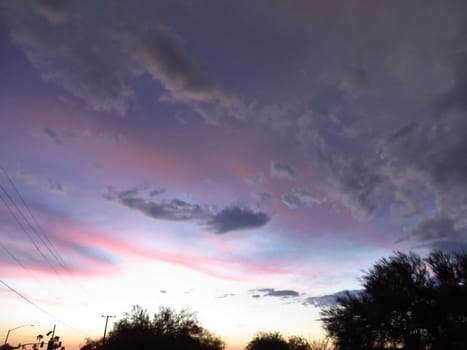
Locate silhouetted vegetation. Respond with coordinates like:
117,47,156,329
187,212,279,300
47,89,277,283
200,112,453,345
0,345,21,350
321,251,467,350
75,251,467,350
97,305,224,350
246,332,290,350
80,338,100,350
246,332,312,350
307,340,334,350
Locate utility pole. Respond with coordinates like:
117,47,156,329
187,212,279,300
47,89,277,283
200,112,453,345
46,325,56,350
101,315,115,345
3,324,35,345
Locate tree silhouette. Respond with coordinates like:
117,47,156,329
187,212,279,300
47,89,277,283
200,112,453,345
288,336,311,350
102,305,224,350
80,338,99,350
321,251,467,350
245,332,311,350
0,345,21,350
246,332,289,350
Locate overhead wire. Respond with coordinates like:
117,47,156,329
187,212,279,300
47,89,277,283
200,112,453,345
0,165,98,331
0,278,86,335
0,165,68,269
0,165,91,299
0,240,43,285
0,186,60,275
0,166,89,333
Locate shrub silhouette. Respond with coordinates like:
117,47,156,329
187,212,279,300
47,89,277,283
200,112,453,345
101,305,224,350
308,340,334,350
321,251,467,350
246,332,290,350
246,332,312,350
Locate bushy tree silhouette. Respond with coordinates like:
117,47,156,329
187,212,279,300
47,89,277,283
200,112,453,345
101,305,224,350
80,338,100,350
245,332,311,350
321,251,467,350
246,332,289,350
288,336,311,350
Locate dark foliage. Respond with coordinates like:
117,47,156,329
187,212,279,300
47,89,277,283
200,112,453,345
0,346,21,350
98,305,224,350
288,336,312,350
80,338,100,350
321,251,467,350
245,332,310,350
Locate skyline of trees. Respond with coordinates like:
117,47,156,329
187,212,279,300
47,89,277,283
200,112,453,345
9,250,466,350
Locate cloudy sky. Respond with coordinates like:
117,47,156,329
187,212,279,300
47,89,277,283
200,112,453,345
1,1,467,349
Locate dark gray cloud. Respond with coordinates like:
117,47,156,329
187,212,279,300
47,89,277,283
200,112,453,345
207,206,270,234
385,113,467,190
255,192,274,207
415,240,467,252
400,216,467,252
43,127,63,146
266,289,299,297
255,288,274,293
438,54,467,113
216,293,236,299
335,159,383,219
388,122,419,142
3,1,135,115
281,188,321,210
256,0,467,235
30,0,74,23
270,161,296,180
3,1,251,123
105,187,269,234
106,188,205,222
14,168,68,194
381,95,467,240
114,14,215,102
409,216,458,242
250,288,300,298
46,179,67,194
304,290,361,308
149,188,165,197
5,0,467,257
113,12,248,125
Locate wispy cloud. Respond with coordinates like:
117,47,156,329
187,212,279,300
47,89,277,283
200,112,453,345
270,161,296,180
43,127,63,146
30,0,74,24
4,3,134,115
281,188,321,210
114,14,215,103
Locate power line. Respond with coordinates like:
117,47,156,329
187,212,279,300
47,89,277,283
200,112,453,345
0,166,67,270
0,167,90,299
0,187,59,274
0,240,27,269
0,278,86,335
0,169,65,271
0,240,43,284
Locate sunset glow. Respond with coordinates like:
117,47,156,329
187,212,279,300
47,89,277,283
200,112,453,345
1,1,467,349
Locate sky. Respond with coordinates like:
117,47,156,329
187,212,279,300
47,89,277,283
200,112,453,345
1,0,467,349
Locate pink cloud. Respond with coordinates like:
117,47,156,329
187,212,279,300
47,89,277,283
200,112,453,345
78,230,293,282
